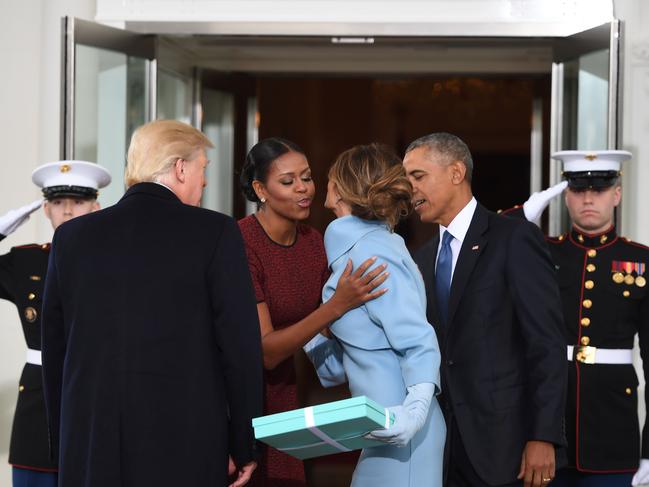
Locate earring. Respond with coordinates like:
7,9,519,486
260,197,266,203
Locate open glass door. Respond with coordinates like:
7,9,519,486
197,70,257,217
548,20,622,235
61,17,156,207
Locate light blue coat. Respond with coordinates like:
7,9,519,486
307,215,445,487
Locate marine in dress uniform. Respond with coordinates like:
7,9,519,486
503,150,648,487
0,161,110,487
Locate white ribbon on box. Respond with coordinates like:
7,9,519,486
280,406,391,453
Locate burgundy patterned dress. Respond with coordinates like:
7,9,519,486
238,215,329,487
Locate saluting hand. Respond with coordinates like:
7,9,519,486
517,440,555,487
0,199,44,237
523,181,568,223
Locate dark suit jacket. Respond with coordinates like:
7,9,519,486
414,203,567,485
41,183,263,487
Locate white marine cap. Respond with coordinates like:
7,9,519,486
32,160,112,200
552,150,632,173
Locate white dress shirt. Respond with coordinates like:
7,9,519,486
435,197,477,279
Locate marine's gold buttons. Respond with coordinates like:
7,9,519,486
623,290,631,297
582,299,592,309
28,293,36,300
24,307,37,323
588,249,597,258
586,264,596,272
626,388,633,395
578,234,585,243
581,317,591,327
18,385,24,392
600,235,608,244
585,280,595,290
581,336,590,346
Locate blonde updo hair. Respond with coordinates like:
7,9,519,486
329,144,412,230
125,120,214,187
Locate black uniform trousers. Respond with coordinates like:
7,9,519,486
550,469,632,486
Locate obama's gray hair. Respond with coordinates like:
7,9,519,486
406,132,473,183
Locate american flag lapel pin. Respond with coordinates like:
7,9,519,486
471,245,480,251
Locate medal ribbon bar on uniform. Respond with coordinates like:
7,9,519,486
612,260,645,275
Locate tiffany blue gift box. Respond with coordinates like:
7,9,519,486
252,395,393,460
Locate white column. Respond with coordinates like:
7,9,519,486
615,0,649,454
0,3,45,485
616,0,649,244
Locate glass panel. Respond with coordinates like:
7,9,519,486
75,44,147,207
246,97,259,216
550,48,610,235
201,89,235,215
561,49,609,150
157,69,192,124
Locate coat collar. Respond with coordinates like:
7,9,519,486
569,225,618,248
324,215,388,265
120,182,181,203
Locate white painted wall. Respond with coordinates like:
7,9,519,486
95,0,614,37
0,4,43,484
617,0,649,246
0,1,95,485
615,0,649,448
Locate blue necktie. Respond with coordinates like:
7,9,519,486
435,230,454,326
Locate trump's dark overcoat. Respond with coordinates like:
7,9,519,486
41,182,263,487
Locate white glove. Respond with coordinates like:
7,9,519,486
365,382,434,448
632,458,649,486
523,181,568,223
0,199,43,236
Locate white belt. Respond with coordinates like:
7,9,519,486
567,345,633,365
26,348,42,366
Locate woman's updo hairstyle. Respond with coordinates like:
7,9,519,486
329,143,412,230
240,137,305,203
